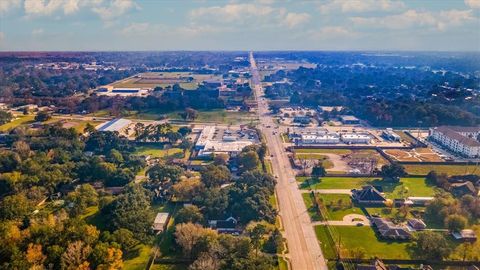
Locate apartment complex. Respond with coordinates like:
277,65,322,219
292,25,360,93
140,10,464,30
430,126,480,158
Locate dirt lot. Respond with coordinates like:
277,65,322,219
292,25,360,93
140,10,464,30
294,148,389,174
383,148,444,162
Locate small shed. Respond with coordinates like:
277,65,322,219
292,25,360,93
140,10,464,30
152,212,170,233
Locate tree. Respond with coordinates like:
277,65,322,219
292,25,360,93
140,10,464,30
147,163,184,187
65,184,99,217
171,177,204,202
178,126,192,136
97,247,123,270
34,111,52,122
445,214,467,232
60,241,92,270
201,165,231,188
0,110,13,125
26,243,46,268
213,154,229,166
380,163,406,182
238,151,260,172
263,228,283,254
179,139,193,153
311,164,326,178
12,140,31,160
176,205,204,224
413,231,451,260
104,185,153,241
174,223,217,259
0,193,34,220
111,228,139,252
182,108,198,121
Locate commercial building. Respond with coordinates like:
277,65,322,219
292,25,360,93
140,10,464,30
300,134,340,144
382,128,401,142
96,118,132,132
341,133,372,144
430,126,480,158
340,115,360,125
195,126,258,158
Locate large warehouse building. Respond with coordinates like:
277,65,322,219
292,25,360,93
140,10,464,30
96,118,132,132
430,126,480,158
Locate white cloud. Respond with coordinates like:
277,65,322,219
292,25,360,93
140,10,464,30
63,0,80,14
0,0,20,13
120,22,150,35
310,26,358,39
284,12,310,28
190,3,310,29
465,0,480,9
351,9,475,31
92,0,137,21
319,0,405,14
32,28,45,36
24,0,64,16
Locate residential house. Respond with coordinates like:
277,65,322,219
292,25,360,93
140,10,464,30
371,217,412,240
208,216,241,234
450,182,477,197
452,229,478,242
152,212,170,233
352,186,386,205
407,218,427,231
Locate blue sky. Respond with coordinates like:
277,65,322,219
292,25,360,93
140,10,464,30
0,0,479,51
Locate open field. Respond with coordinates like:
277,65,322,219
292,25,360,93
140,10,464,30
167,109,258,124
111,72,223,90
404,164,480,176
293,148,389,167
316,194,362,220
314,225,412,259
299,177,438,199
134,145,184,159
383,148,444,162
0,115,35,132
294,153,334,169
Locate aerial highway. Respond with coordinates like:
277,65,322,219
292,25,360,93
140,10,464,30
249,52,327,270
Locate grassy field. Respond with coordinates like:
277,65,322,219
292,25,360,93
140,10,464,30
318,194,363,220
150,264,188,270
0,115,35,132
134,145,184,159
404,164,480,176
314,225,412,259
299,177,437,199
295,154,334,169
123,244,152,270
111,72,223,90
167,109,258,124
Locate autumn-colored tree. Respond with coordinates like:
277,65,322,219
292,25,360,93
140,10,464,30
60,241,92,270
26,243,46,266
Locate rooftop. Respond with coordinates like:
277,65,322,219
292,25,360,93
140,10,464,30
433,126,480,147
96,118,132,132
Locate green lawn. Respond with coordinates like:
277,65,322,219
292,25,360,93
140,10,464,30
314,225,412,260
150,264,188,270
123,244,152,270
298,177,438,199
294,154,334,169
317,194,363,220
404,164,480,176
167,109,258,124
0,115,35,132
134,145,184,159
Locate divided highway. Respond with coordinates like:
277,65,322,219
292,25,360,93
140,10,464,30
249,52,327,270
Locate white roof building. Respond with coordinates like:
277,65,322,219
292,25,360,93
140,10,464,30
96,118,132,132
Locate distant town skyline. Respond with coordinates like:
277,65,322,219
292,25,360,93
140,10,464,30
1,0,479,51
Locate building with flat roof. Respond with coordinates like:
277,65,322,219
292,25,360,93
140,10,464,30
152,212,170,233
430,126,480,158
341,133,372,144
195,126,258,158
340,115,360,125
96,118,132,132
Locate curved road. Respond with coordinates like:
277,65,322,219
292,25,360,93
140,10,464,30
250,52,327,270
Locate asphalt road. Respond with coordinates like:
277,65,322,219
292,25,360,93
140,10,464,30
249,52,327,270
